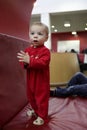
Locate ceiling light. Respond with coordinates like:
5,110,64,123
85,27,87,30
64,21,71,27
54,29,58,32
72,31,77,35
51,25,55,28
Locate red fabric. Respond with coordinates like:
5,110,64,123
0,34,29,127
78,53,84,63
24,45,50,120
3,97,87,130
0,0,36,40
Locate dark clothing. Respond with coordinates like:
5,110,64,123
50,72,87,98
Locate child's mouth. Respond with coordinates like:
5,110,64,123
33,40,38,42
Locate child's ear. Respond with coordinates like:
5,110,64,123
45,35,48,41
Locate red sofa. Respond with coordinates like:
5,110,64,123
0,34,87,130
0,34,29,129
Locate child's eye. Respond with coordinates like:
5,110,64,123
31,32,34,35
38,32,43,35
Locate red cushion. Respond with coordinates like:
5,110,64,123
3,97,87,130
0,34,29,126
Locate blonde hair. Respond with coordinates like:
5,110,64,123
30,22,49,35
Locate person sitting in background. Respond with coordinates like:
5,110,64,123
70,49,77,53
50,72,87,98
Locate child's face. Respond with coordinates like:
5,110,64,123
29,25,48,47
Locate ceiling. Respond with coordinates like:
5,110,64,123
31,10,87,33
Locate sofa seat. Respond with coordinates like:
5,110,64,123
3,103,31,130
3,97,87,130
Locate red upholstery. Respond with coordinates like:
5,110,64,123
0,0,36,40
0,0,35,128
3,97,87,130
0,34,29,128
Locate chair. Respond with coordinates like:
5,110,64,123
50,52,80,88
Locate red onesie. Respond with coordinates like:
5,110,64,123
24,45,50,121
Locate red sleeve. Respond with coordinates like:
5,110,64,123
29,49,50,69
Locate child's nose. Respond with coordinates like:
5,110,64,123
34,33,38,37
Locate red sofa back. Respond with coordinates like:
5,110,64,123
0,0,36,40
0,34,29,127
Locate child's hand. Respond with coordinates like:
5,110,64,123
17,50,30,64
